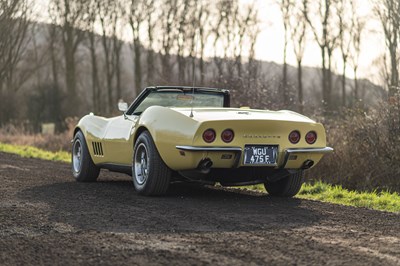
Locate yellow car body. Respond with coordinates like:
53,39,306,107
72,86,333,197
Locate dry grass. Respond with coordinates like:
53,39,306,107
0,118,77,152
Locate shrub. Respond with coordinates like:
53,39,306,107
307,101,400,193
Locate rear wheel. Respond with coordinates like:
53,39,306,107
133,131,171,196
72,131,100,182
264,171,304,197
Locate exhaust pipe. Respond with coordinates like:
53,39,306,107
302,160,314,169
198,158,213,174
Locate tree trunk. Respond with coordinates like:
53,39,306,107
282,30,289,107
389,43,399,96
89,32,100,114
321,47,327,110
327,49,333,111
101,32,113,114
64,38,78,113
342,60,346,107
297,60,303,113
115,49,121,101
354,66,358,105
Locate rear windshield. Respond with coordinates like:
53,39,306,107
133,90,224,115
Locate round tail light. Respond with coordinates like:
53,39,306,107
289,130,301,144
221,129,234,143
305,131,317,144
203,129,216,143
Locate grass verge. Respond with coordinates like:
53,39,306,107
298,181,400,213
1,142,399,213
0,142,70,163
246,182,400,213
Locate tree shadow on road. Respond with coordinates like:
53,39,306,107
19,177,321,234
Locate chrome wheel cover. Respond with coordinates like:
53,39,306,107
72,139,82,173
134,143,149,185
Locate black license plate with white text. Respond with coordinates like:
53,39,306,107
243,145,278,165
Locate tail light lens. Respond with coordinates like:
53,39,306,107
289,130,301,144
221,129,234,143
203,129,216,143
305,131,317,144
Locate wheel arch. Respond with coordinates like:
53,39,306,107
134,126,150,143
133,106,200,170
72,125,97,165
73,126,82,137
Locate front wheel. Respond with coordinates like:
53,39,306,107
264,171,304,197
72,131,100,182
132,131,171,196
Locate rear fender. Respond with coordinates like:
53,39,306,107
136,106,200,169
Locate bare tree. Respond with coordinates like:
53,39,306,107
337,0,354,107
50,0,86,114
287,0,308,112
235,3,257,79
304,0,340,111
374,0,400,96
145,0,156,85
112,2,125,102
47,5,60,91
279,0,291,107
98,0,120,112
246,17,261,87
212,0,239,80
0,0,30,123
222,1,238,78
374,0,400,139
84,0,101,113
160,0,179,83
128,0,146,95
176,0,191,83
0,0,29,88
196,1,211,85
348,0,365,105
212,1,225,80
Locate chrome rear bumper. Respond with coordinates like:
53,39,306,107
175,146,334,169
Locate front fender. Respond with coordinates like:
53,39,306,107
74,114,110,164
75,114,109,140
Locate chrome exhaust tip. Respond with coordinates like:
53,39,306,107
302,160,314,169
198,158,213,174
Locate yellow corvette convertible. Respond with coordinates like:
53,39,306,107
72,86,333,197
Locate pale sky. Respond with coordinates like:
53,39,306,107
31,0,386,85
240,0,385,84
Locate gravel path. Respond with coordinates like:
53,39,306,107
1,152,399,265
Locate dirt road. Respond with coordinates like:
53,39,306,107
1,152,399,265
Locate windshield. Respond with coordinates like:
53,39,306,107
133,90,225,115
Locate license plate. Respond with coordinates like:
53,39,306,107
243,145,278,165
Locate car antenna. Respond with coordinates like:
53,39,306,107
189,29,198,118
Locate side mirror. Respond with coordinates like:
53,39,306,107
118,102,128,112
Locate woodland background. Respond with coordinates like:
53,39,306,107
1,0,400,192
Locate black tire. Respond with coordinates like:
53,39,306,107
132,131,171,196
264,171,304,197
72,131,100,182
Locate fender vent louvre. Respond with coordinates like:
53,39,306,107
92,142,104,156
